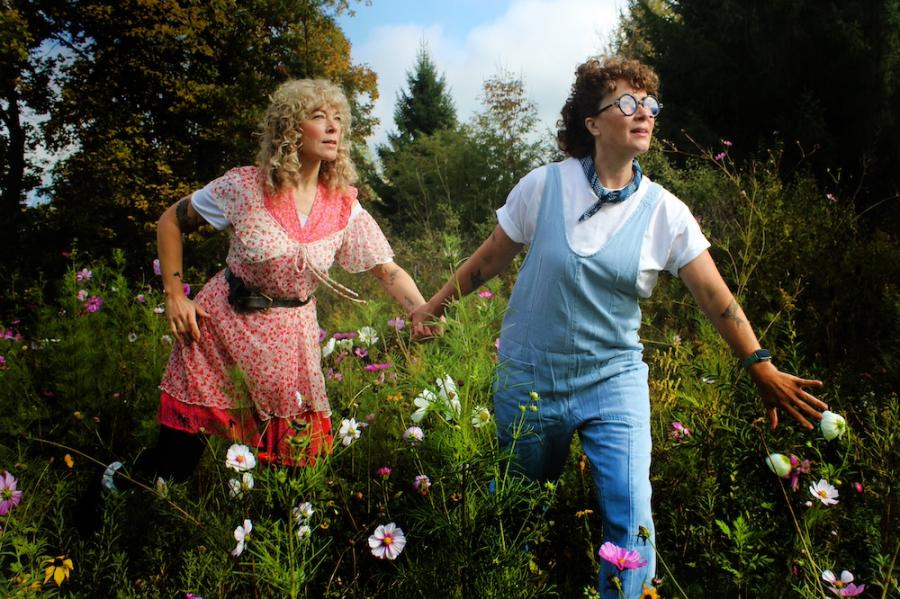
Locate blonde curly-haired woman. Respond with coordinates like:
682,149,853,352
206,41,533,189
152,79,431,474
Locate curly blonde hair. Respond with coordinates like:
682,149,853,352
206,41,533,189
256,79,357,194
557,56,660,158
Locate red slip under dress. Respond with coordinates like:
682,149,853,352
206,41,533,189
158,166,393,464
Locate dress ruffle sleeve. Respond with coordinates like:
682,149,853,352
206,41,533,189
336,208,394,273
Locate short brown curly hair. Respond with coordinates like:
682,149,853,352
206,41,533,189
256,79,357,195
557,56,660,158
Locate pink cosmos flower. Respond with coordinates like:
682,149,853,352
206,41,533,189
403,426,424,444
76,268,92,282
354,347,369,359
478,290,494,299
788,454,812,491
597,542,648,571
318,328,327,343
376,466,392,478
136,294,146,303
183,283,191,297
332,332,357,340
152,258,161,276
413,474,431,496
365,362,391,372
822,570,865,597
387,317,405,330
723,139,733,147
76,289,88,302
0,470,24,515
85,296,103,313
494,338,500,350
368,522,406,560
853,482,864,494
0,355,5,366
669,421,691,440
714,152,727,161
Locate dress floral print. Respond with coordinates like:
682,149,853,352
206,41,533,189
159,167,393,462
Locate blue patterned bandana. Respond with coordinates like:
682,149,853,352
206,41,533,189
578,156,643,223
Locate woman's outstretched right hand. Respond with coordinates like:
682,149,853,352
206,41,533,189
410,301,443,341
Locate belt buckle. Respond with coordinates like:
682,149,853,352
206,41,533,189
260,292,274,312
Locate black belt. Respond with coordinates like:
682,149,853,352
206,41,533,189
224,269,311,311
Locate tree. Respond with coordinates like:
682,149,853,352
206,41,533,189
614,0,900,215
38,0,377,270
389,42,456,147
0,1,61,258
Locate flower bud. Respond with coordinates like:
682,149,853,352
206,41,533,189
765,453,792,478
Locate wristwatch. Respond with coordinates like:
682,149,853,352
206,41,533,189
741,349,772,369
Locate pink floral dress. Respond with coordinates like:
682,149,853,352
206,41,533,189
158,166,393,463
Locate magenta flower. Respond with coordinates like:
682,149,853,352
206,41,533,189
76,268,92,282
0,355,5,366
136,294,146,303
387,317,405,330
714,152,727,161
364,362,391,372
332,332,357,340
413,474,431,496
478,290,494,299
597,542,648,571
152,258,161,276
788,454,812,491
183,283,191,297
722,139,733,147
354,347,368,359
0,470,24,515
376,466,392,478
669,421,691,440
85,296,103,313
853,482,864,494
318,328,327,343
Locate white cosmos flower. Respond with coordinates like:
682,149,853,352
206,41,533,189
411,389,437,423
357,326,379,346
321,337,336,357
293,501,314,523
225,444,257,472
820,411,847,441
470,406,492,428
765,453,792,478
228,472,255,498
297,524,312,540
809,479,839,506
368,522,406,560
436,375,461,420
338,418,361,446
337,338,354,351
231,519,252,557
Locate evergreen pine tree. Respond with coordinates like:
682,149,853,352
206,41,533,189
390,42,457,146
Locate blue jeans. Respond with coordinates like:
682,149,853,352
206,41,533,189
494,355,655,598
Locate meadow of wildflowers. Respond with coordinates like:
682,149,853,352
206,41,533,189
0,251,895,599
1,145,899,597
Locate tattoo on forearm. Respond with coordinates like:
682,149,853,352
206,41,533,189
721,299,746,328
172,271,182,279
386,269,399,287
403,295,416,308
175,198,205,233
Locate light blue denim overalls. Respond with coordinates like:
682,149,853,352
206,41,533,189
494,163,662,597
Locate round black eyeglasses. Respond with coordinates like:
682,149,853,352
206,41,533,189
597,93,662,117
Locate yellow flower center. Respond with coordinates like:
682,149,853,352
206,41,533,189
383,534,393,546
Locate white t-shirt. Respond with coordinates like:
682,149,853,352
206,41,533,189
496,157,710,298
190,184,367,230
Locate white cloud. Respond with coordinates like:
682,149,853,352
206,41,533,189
349,0,624,151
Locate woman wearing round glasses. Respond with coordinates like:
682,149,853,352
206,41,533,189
412,56,826,597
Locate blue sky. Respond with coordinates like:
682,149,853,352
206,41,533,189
336,0,626,150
